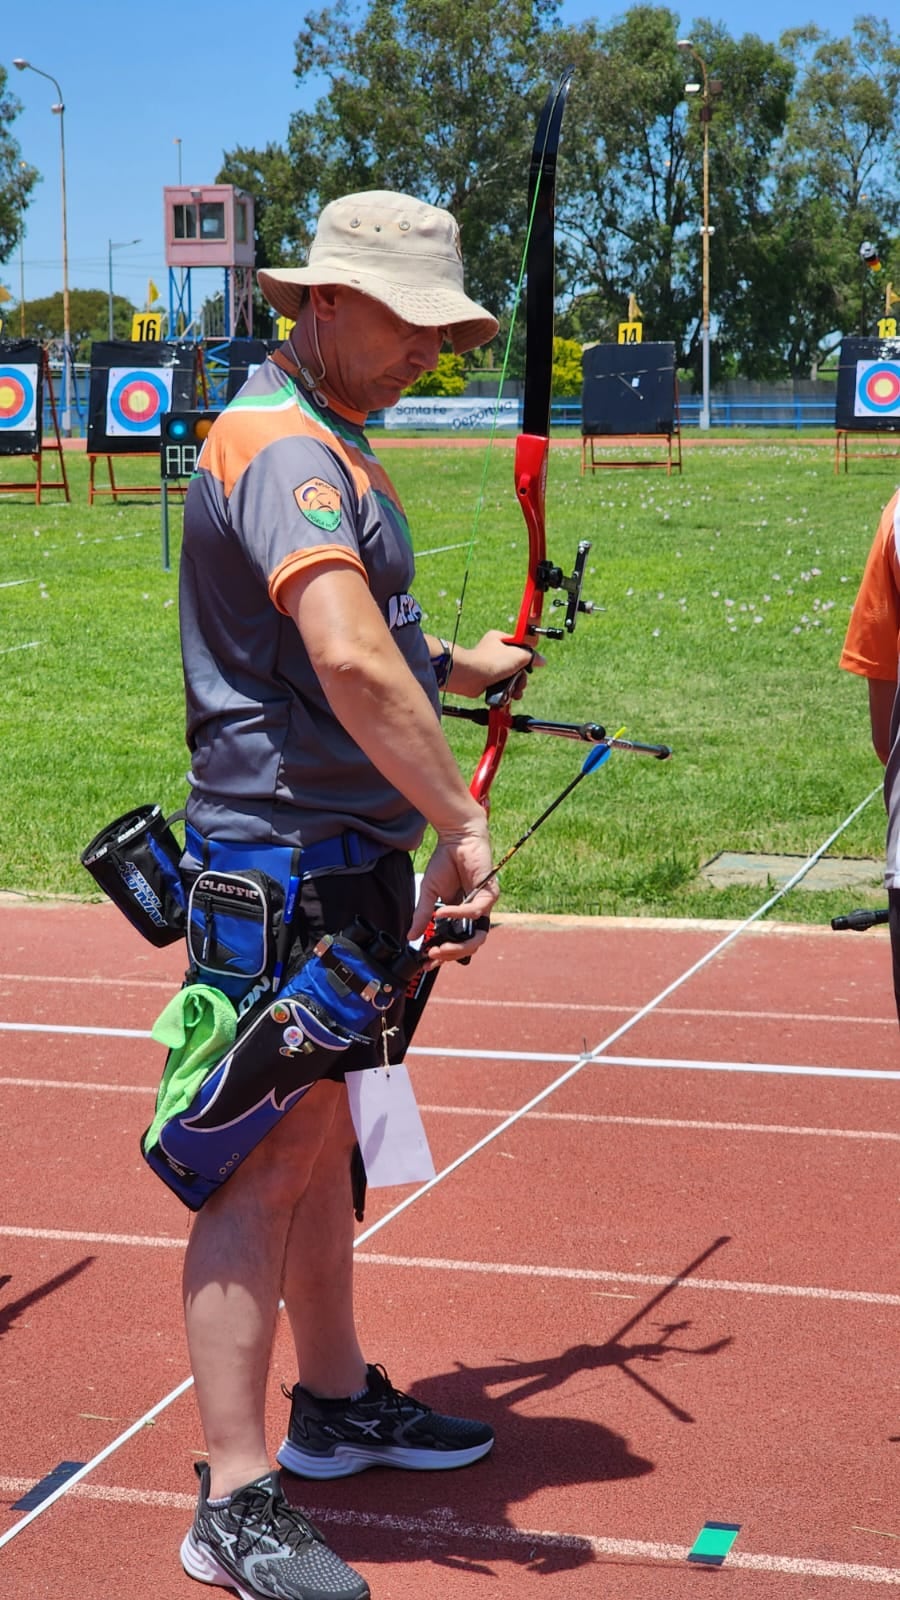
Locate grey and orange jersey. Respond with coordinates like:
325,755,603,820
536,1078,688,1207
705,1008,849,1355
179,345,438,850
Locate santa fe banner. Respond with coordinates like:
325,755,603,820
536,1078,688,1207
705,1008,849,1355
86,341,199,453
0,340,43,455
836,337,900,432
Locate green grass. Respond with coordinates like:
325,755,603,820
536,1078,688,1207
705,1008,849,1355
0,439,894,924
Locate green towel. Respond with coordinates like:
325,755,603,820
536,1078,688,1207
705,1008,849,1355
144,984,237,1153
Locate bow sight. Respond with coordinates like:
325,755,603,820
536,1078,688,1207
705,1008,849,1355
535,539,596,638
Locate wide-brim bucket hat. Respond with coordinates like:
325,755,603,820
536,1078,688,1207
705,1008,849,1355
258,190,499,355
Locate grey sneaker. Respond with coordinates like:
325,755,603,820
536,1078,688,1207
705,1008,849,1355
180,1463,369,1599
277,1362,495,1480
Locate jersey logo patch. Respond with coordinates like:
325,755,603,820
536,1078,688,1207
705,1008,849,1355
388,592,423,630
294,477,342,531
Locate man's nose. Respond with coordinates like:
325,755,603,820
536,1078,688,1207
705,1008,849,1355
408,325,444,368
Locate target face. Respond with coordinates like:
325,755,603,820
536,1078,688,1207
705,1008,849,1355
854,360,900,418
0,363,38,431
106,367,174,436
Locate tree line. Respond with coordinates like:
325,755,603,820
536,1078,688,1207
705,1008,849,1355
217,1,900,384
2,4,899,385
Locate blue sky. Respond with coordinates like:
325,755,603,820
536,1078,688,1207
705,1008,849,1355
2,0,882,313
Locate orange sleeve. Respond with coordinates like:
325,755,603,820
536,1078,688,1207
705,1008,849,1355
839,492,900,680
268,544,368,615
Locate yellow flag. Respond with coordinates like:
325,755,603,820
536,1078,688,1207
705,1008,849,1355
627,293,643,322
147,279,161,307
0,285,12,304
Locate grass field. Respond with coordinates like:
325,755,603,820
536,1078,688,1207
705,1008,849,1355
1,436,897,925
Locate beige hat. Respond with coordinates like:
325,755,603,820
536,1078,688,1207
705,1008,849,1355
257,190,499,356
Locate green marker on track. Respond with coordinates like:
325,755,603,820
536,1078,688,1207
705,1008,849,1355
687,1521,741,1566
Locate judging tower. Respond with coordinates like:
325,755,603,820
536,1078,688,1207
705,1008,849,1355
163,184,256,338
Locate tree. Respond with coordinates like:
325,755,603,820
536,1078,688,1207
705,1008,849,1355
404,351,467,396
554,9,796,384
551,336,583,398
286,0,564,324
762,17,900,367
216,142,314,270
11,289,135,362
0,65,40,274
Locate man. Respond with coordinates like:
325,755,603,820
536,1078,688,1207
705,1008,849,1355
839,486,900,1019
177,191,537,1600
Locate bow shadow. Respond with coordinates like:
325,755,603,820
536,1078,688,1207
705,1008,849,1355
284,1235,733,1577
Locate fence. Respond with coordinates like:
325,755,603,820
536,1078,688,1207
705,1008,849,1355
43,368,841,437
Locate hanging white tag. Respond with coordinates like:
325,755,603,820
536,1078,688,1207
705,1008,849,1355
345,1064,436,1187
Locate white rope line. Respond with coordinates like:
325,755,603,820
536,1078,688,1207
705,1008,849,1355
353,783,884,1244
0,785,882,1547
0,1379,195,1550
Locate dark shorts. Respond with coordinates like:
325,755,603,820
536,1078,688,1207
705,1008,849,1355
287,850,416,1080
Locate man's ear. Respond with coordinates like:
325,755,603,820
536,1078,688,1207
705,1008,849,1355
309,284,342,322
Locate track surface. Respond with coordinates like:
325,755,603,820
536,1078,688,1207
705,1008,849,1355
1,900,898,1598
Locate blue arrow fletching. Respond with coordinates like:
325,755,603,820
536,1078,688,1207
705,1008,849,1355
582,743,612,776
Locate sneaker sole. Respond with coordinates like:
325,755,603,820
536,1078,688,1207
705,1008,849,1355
276,1435,494,1480
181,1530,259,1600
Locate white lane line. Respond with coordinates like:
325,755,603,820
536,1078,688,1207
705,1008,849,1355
0,973,175,990
0,1477,896,1583
1,973,894,1029
354,1253,900,1306
1,1025,899,1082
0,641,42,655
0,790,883,1550
0,1023,149,1038
0,1379,194,1550
1,1227,897,1306
0,1225,185,1248
2,1078,898,1145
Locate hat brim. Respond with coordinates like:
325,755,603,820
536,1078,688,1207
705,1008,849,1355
257,266,498,356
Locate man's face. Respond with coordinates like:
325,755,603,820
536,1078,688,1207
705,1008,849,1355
313,285,446,413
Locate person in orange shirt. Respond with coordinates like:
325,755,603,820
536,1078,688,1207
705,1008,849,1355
839,487,900,1018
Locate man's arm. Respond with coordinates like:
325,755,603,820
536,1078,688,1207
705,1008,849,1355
280,561,498,957
868,677,897,766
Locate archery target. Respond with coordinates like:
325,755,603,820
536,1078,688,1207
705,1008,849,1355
105,367,173,436
0,363,38,432
854,360,900,418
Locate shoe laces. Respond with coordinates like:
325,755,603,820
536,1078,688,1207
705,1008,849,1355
228,1480,322,1554
366,1363,430,1419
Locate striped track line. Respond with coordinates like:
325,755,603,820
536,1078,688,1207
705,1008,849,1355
0,788,884,1556
1,972,895,1029
2,1025,900,1080
0,1477,896,1584
1,1077,898,1143
1,1227,897,1307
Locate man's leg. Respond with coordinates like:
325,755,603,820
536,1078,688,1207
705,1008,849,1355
182,1077,348,1498
277,1088,495,1482
280,1084,367,1397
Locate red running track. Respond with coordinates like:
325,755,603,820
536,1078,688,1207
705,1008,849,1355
0,900,899,1599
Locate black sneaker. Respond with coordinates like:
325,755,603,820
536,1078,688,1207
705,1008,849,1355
180,1462,369,1600
277,1363,495,1480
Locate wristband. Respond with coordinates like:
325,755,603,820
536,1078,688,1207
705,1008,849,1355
430,638,454,690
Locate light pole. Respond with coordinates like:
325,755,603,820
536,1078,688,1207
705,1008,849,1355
107,238,141,338
13,58,72,435
677,40,722,432
18,163,28,337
